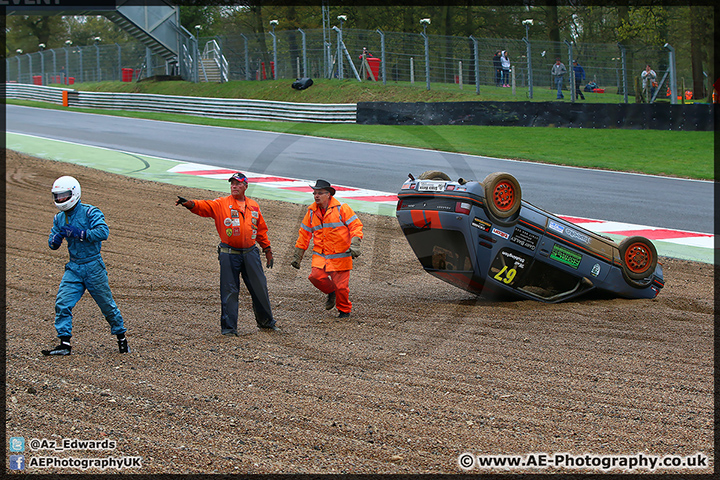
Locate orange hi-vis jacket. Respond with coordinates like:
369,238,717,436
295,196,363,271
191,195,270,250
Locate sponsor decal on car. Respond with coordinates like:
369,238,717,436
490,249,530,286
550,244,582,269
510,227,539,251
472,217,491,232
591,263,601,277
548,220,591,245
564,226,591,245
548,220,565,234
417,181,446,192
491,227,510,240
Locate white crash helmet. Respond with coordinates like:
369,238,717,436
51,176,81,211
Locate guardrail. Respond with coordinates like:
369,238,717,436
2,83,74,104
3,83,357,123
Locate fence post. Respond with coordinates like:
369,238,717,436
376,29,386,85
421,30,430,90
240,34,250,80
664,43,677,105
270,26,278,80
470,36,480,95
410,57,414,84
298,28,307,78
95,44,100,81
618,43,628,104
564,40,575,102
458,61,463,89
326,42,332,78
39,50,45,85
78,48,84,83
336,25,343,79
51,49,57,82
523,37,533,99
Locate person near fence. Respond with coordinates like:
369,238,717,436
42,175,129,356
572,60,586,100
641,64,658,103
500,51,511,87
175,172,278,335
551,58,567,99
291,180,363,319
358,46,373,60
493,51,502,87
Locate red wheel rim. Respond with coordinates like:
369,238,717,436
624,242,651,274
493,181,516,211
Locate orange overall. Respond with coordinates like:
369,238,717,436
295,197,363,313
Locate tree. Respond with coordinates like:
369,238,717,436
5,15,66,53
179,5,223,37
689,6,710,100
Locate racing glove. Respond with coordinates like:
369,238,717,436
347,236,362,258
291,247,305,269
263,246,274,268
49,233,64,250
176,196,195,209
61,225,86,241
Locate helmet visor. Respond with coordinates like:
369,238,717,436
53,190,73,204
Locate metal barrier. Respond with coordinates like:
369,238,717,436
1,83,73,104
3,83,357,123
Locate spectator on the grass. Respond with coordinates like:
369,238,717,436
573,60,586,100
493,51,502,87
551,58,567,99
641,64,657,103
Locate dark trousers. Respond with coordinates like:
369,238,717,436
218,246,274,333
575,80,585,99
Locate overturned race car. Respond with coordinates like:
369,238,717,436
396,171,664,303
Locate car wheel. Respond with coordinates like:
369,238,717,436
418,170,451,181
619,236,657,281
483,172,522,219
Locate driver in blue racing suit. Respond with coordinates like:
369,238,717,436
42,175,129,356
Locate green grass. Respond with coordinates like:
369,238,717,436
51,78,649,104
7,79,713,180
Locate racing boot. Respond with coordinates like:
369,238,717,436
42,339,72,356
117,334,130,353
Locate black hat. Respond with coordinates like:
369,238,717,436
310,179,336,196
228,172,248,183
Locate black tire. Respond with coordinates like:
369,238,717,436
619,236,657,281
418,170,451,181
483,172,522,219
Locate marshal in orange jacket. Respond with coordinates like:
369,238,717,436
295,196,363,271
190,195,270,250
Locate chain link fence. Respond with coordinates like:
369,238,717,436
6,27,703,103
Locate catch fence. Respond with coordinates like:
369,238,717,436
6,28,700,103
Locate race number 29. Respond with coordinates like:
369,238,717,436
493,265,516,284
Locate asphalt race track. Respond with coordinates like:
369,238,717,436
6,105,713,235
